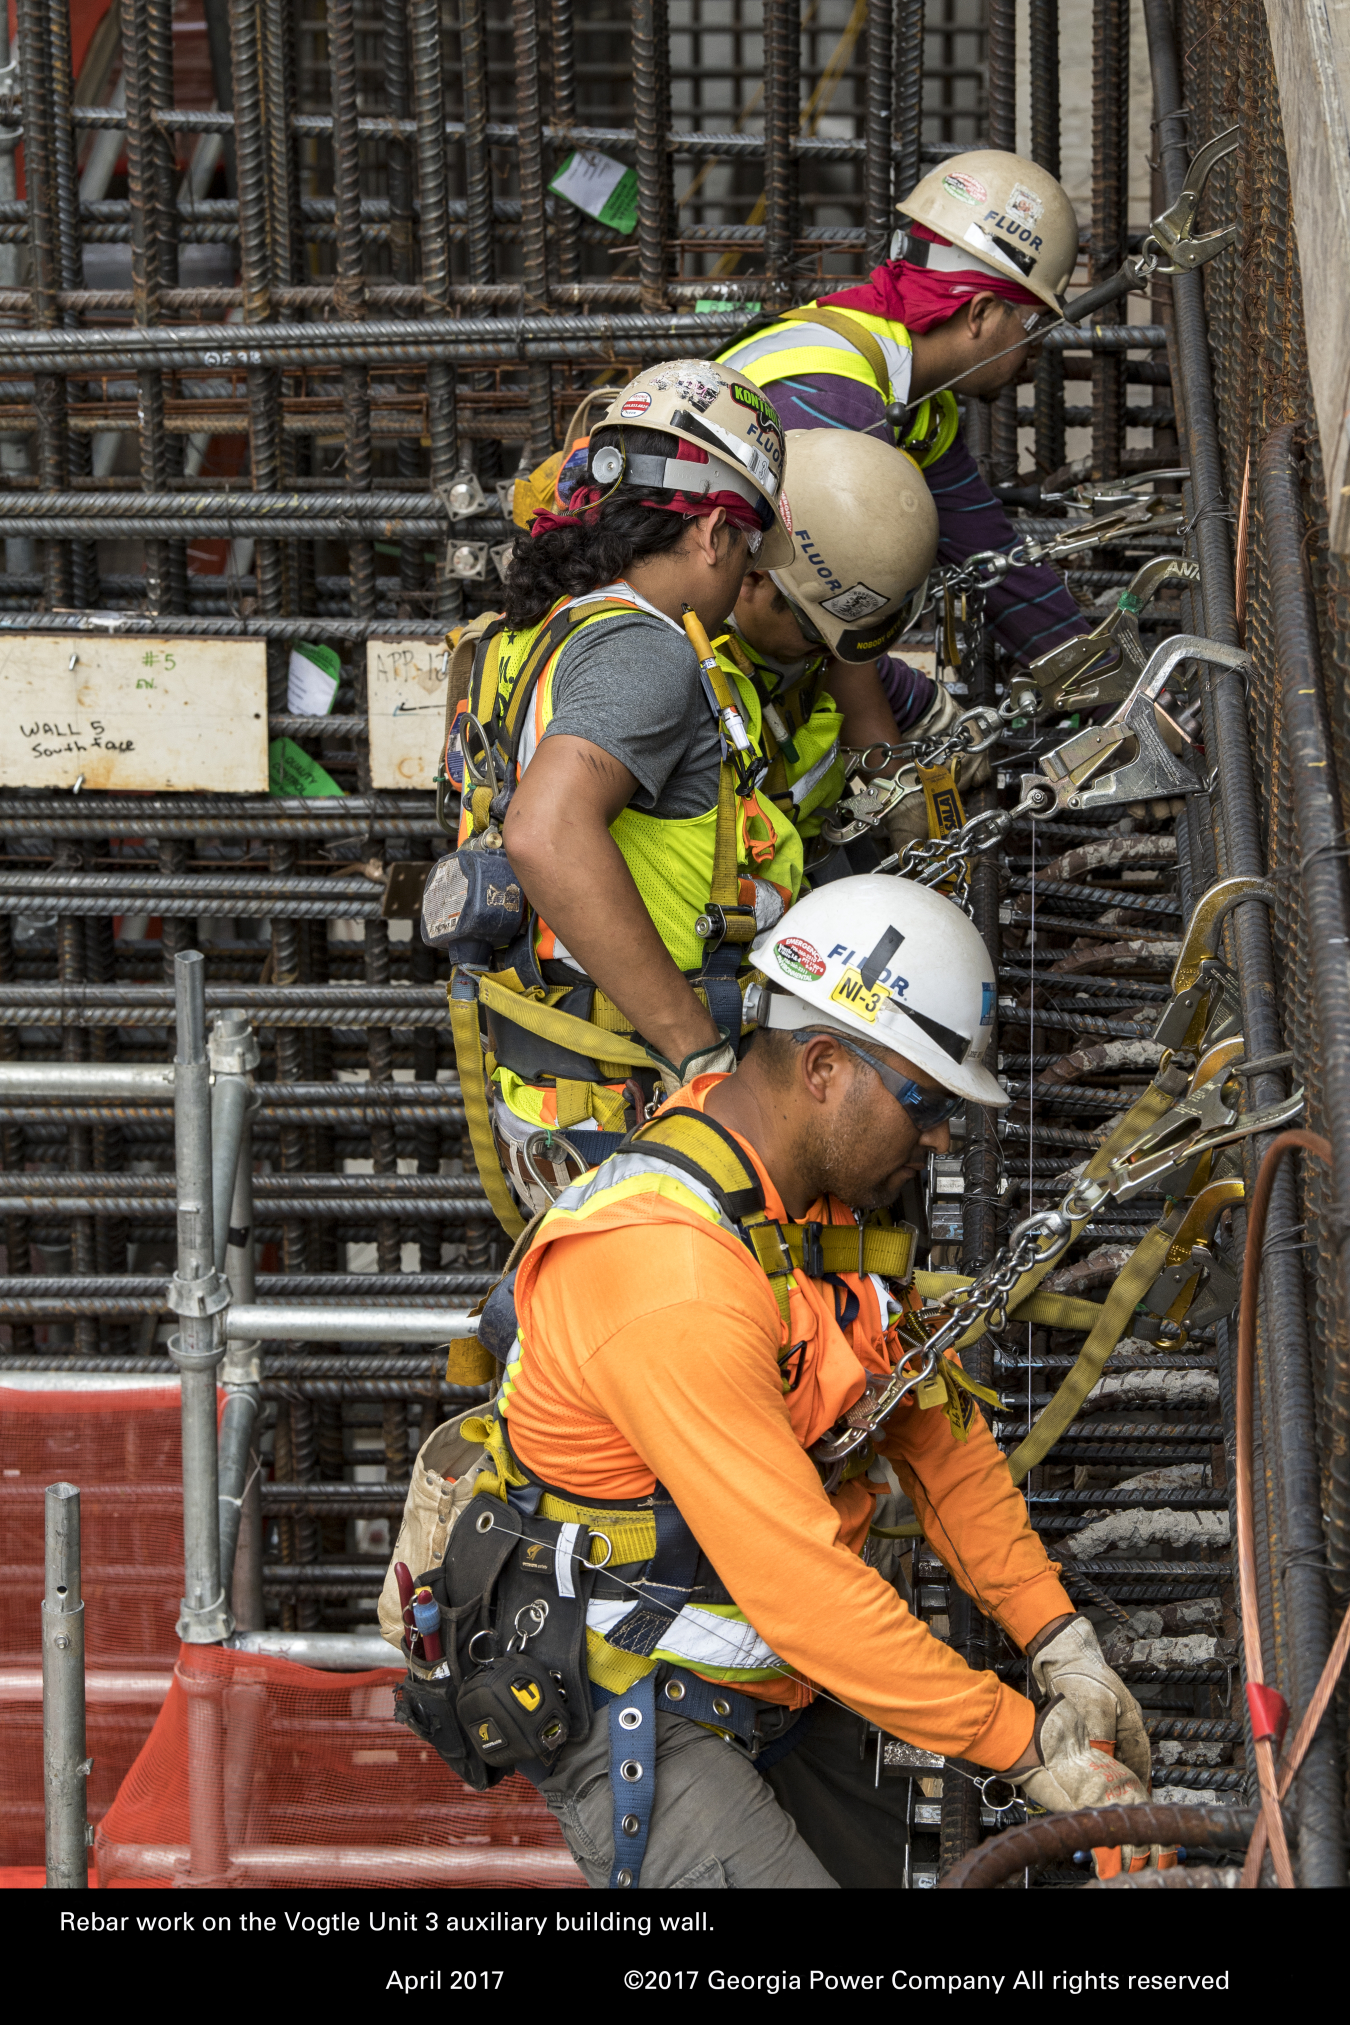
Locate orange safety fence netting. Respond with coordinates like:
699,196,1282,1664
1,1382,583,1887
1,1384,185,1867
97,1644,583,1889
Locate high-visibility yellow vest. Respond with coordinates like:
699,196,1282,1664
721,628,845,842
459,591,804,1135
718,300,961,469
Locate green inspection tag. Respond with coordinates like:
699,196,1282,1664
287,640,341,715
549,149,638,234
696,299,761,316
268,737,345,798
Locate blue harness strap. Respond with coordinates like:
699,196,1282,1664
607,1671,657,1888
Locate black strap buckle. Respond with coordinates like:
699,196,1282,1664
801,1219,824,1279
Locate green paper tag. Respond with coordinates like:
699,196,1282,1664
549,149,638,235
288,640,342,715
268,737,345,799
695,299,760,317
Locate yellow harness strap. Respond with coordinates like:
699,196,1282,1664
1005,1222,1174,1485
780,304,892,396
745,1218,914,1286
946,1069,1186,1354
447,980,527,1240
476,972,655,1071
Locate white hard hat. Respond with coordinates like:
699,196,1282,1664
769,431,939,662
896,150,1080,316
750,875,1008,1107
593,359,794,568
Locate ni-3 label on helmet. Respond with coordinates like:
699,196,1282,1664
773,936,826,981
942,171,987,205
829,966,888,1023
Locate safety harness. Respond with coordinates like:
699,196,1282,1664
443,597,799,1236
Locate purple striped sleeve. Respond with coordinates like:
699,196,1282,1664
763,372,1089,668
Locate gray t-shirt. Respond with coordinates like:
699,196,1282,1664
539,607,722,818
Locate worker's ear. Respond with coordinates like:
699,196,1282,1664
964,291,1004,341
796,1033,849,1106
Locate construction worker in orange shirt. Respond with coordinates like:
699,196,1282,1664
397,875,1164,1888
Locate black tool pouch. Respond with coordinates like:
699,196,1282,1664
393,1491,596,1790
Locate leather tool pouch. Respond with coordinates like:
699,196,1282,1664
392,1491,595,1790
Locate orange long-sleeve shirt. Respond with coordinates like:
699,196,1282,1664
507,1080,1071,1767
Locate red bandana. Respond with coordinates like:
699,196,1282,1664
819,224,1045,335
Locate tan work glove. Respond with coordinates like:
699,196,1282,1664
1031,1613,1174,1876
647,1035,738,1097
1011,1695,1156,1879
1030,1613,1151,1787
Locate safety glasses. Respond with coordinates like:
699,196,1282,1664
773,584,829,651
833,1034,962,1131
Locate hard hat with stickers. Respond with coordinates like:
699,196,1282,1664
750,874,1008,1107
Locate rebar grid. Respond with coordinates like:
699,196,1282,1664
0,0,1328,1885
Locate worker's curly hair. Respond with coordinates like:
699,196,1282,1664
501,425,725,629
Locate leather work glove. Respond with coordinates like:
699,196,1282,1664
1030,1613,1174,1876
647,1034,738,1096
1030,1613,1151,1787
1010,1695,1154,1878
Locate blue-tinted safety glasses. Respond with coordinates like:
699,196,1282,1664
834,1034,962,1131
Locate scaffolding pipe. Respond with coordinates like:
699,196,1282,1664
0,1062,176,1098
168,951,232,1648
225,1302,479,1343
42,1482,88,1891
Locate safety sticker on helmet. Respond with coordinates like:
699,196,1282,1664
779,489,793,534
942,171,987,205
820,581,889,622
981,981,996,1026
620,392,653,419
1006,182,1045,227
774,936,827,982
676,368,722,412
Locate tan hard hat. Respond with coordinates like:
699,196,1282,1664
593,359,794,568
896,150,1080,315
768,430,939,662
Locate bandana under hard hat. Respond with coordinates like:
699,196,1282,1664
818,223,1046,336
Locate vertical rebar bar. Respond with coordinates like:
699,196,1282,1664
329,0,376,623
1091,0,1128,480
230,0,283,624
549,0,581,286
461,0,495,290
124,4,176,616
48,0,97,608
987,0,1019,484
514,0,554,461
1029,0,1064,479
763,0,801,309
18,0,71,608
1256,423,1349,1888
410,0,462,622
863,1,894,272
43,1482,87,1891
632,0,670,313
383,0,425,597
893,0,924,208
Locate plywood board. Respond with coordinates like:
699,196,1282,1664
0,635,268,792
1264,3,1350,554
367,639,449,791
